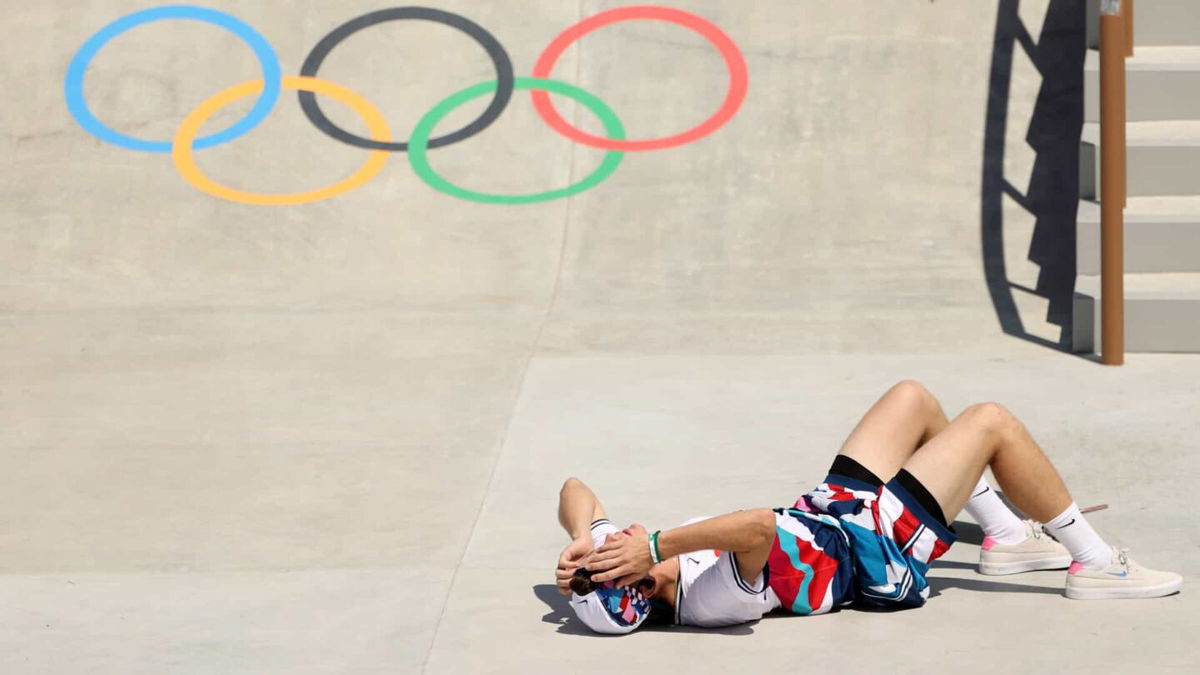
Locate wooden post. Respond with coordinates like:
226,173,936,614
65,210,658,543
1123,0,1134,57
1121,0,1131,209
1100,5,1126,365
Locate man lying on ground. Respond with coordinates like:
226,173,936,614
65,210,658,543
553,381,1183,633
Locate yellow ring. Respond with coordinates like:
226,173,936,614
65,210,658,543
172,75,391,206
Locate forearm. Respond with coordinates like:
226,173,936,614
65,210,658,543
656,509,775,559
558,477,605,539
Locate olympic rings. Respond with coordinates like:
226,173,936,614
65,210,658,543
299,7,514,152
65,5,281,153
66,4,748,205
172,76,391,206
409,78,625,205
531,6,749,152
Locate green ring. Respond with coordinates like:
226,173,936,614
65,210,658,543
408,77,625,204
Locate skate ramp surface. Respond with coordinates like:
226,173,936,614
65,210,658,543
1,1,1196,672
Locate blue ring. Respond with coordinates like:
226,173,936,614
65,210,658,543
64,5,281,153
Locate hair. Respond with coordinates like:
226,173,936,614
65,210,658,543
570,568,598,595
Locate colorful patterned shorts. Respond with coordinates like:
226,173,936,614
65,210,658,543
800,470,958,608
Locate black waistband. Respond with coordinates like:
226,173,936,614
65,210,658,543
829,454,884,487
829,454,950,528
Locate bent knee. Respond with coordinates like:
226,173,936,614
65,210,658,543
887,379,936,410
961,402,1017,435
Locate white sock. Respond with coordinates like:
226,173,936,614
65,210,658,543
964,478,1027,545
1045,502,1112,569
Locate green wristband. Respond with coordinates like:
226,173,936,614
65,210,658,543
648,530,663,564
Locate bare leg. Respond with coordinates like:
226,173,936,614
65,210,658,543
901,403,1187,599
901,403,1072,523
836,380,949,481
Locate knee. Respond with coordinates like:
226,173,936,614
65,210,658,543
888,379,937,413
961,402,1018,437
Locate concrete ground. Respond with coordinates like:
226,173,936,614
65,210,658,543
1,1,1196,673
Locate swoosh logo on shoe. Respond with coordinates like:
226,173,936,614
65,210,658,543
1107,571,1128,578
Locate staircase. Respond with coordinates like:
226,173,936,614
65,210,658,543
1073,0,1200,353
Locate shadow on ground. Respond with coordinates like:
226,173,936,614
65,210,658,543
981,0,1087,355
949,519,985,546
926,576,1065,597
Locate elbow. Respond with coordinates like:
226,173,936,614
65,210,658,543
751,509,776,547
561,476,583,492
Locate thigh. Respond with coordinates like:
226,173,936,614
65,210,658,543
836,381,944,483
898,414,993,523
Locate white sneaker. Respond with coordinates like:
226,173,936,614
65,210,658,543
1065,547,1183,600
978,520,1072,575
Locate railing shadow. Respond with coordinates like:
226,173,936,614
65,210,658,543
981,0,1088,355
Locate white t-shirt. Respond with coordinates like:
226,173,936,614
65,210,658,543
590,517,782,628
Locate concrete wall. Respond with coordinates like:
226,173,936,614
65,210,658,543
2,0,1062,348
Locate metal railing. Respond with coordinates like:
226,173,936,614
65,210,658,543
1099,0,1131,365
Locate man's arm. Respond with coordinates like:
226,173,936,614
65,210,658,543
588,509,776,587
558,477,607,539
554,478,608,595
656,509,775,566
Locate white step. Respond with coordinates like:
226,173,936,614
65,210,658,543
1077,197,1200,274
1088,0,1200,48
1136,0,1200,46
1072,272,1200,353
1080,121,1200,199
1084,47,1200,122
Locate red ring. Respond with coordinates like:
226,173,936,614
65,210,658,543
530,6,749,152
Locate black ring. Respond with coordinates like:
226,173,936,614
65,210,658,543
298,7,514,152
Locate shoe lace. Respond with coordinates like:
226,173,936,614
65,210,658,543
1118,548,1130,568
